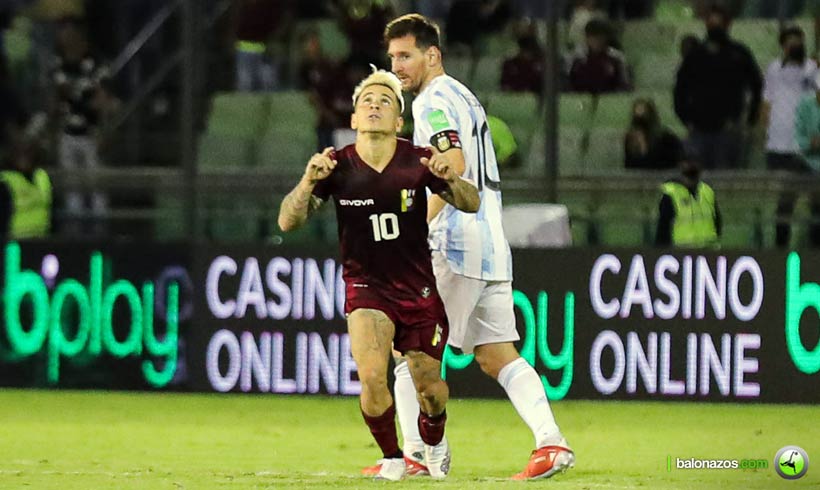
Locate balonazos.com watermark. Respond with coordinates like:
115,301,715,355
667,456,769,471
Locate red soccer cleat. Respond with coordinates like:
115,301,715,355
511,439,575,480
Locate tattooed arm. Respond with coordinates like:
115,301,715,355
278,147,337,232
422,146,480,214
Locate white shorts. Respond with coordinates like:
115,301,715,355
432,251,519,354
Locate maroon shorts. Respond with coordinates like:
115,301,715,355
345,283,449,361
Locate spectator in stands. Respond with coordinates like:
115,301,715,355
791,72,820,247
673,4,762,169
334,0,394,67
762,25,818,247
50,17,117,235
232,0,292,92
567,18,630,94
679,34,699,61
0,113,51,240
500,30,544,96
624,97,682,170
566,0,607,51
0,53,27,156
445,0,512,56
656,148,721,248
298,29,347,150
606,0,655,19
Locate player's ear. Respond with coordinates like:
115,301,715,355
395,115,404,133
350,112,357,131
426,46,440,66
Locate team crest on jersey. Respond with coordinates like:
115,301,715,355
421,286,431,298
400,189,416,212
432,323,443,347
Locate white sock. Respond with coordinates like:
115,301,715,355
393,360,424,457
497,357,562,448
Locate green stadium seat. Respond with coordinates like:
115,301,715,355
315,19,351,62
621,20,678,59
482,33,517,57
633,54,679,90
731,19,780,69
255,125,317,172
654,0,696,22
471,56,502,92
592,93,634,129
485,91,540,151
557,126,586,176
559,94,594,129
267,91,317,129
595,192,656,246
445,56,474,84
584,127,625,175
207,92,270,138
197,132,254,169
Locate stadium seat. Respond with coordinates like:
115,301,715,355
315,19,351,62
471,56,502,92
584,127,625,175
592,94,634,129
557,126,586,176
621,20,678,59
731,19,780,69
445,56,474,84
482,32,517,57
654,0,696,22
266,91,317,129
255,125,317,172
485,91,540,151
206,92,270,138
633,54,680,90
197,132,254,169
595,191,656,246
558,190,594,245
559,94,594,129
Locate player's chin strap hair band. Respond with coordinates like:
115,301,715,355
351,64,406,113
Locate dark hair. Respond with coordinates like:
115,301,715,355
779,25,804,46
707,4,731,23
584,18,610,38
384,13,441,50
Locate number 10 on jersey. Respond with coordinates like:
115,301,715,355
369,213,400,242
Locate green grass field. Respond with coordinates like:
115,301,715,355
0,390,817,489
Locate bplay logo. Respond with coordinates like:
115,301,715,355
785,253,820,374
2,242,180,387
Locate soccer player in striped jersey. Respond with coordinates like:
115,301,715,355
380,13,575,480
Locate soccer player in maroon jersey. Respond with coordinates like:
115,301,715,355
277,68,479,481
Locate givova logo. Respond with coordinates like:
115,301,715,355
785,253,820,374
1,242,179,387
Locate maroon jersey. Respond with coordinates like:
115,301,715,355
312,138,448,302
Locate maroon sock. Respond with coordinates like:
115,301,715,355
418,409,447,446
361,404,401,459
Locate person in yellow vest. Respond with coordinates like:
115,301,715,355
656,149,721,247
0,119,52,239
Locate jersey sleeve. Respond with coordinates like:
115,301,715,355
416,93,463,153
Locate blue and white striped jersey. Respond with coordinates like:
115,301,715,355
413,74,512,281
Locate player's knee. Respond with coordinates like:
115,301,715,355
474,349,503,379
358,367,387,391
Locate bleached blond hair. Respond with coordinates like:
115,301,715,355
351,66,405,113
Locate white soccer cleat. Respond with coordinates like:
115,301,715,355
424,435,451,479
374,457,406,481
